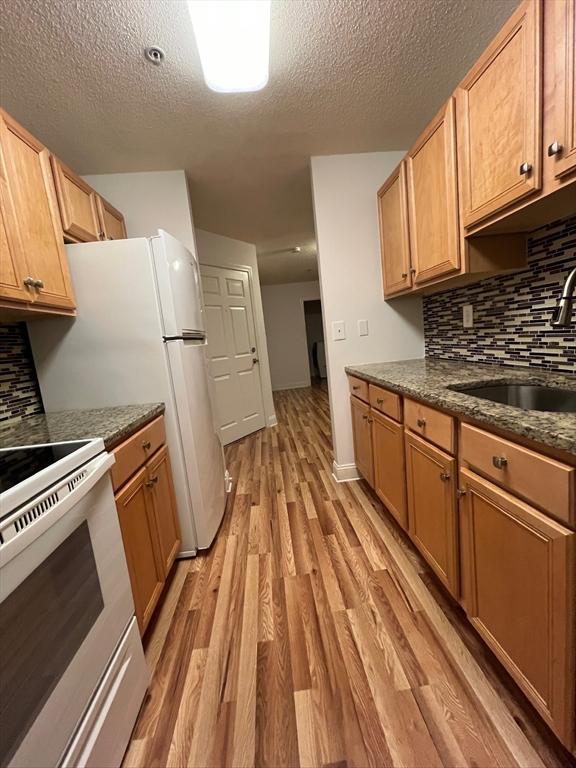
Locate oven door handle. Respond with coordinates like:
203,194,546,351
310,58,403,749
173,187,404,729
0,452,116,568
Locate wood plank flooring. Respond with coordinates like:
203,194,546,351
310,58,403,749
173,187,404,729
124,384,575,768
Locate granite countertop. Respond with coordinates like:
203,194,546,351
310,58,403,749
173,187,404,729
345,358,576,457
0,403,165,451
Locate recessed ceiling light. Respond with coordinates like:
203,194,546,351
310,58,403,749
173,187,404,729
188,0,271,93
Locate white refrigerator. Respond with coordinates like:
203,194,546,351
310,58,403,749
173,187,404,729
28,230,229,555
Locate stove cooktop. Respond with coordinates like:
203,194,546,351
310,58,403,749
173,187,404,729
0,441,92,495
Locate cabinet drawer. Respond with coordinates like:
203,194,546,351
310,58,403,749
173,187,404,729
369,384,402,422
111,416,166,492
405,398,455,454
348,375,369,403
461,423,575,525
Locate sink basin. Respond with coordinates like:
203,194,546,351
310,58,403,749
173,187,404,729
450,384,576,413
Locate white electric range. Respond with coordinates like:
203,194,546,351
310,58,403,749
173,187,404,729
0,438,149,768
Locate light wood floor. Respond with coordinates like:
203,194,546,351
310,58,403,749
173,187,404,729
124,384,575,768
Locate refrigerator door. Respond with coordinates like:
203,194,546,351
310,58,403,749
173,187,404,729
165,338,227,549
151,230,205,339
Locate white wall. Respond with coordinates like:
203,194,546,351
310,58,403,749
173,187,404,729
261,281,321,390
311,152,425,479
195,229,276,427
83,170,196,252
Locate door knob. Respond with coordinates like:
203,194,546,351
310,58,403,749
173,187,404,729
252,358,259,364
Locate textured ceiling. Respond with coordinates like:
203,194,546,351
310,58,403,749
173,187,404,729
1,0,518,282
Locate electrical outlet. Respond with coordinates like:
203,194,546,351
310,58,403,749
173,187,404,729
463,304,473,328
358,319,369,336
331,320,346,341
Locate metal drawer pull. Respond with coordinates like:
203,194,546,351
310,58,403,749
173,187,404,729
416,418,426,427
145,475,159,487
519,162,532,175
456,488,466,497
362,414,368,421
352,385,360,391
440,472,450,482
376,398,384,405
142,440,152,450
492,456,508,469
401,272,408,278
547,141,562,156
33,279,44,289
23,276,35,287
368,417,373,424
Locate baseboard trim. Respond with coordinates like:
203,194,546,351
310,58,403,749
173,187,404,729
332,460,360,483
271,381,311,392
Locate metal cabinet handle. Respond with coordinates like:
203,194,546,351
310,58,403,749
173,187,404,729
416,418,426,428
456,488,467,497
142,440,152,450
410,268,416,275
376,398,384,405
519,162,532,175
352,385,360,391
367,417,373,424
98,231,105,240
23,276,35,288
401,272,408,278
547,141,563,157
440,472,450,482
33,279,44,289
492,456,508,469
362,414,368,421
145,475,158,487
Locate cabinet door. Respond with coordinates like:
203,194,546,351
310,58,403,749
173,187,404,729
0,110,75,310
372,410,407,528
405,430,458,595
96,196,127,240
377,163,412,296
51,157,100,242
146,446,181,575
550,0,576,177
0,150,29,304
116,467,165,635
406,99,460,284
350,396,374,486
460,468,575,747
457,0,542,227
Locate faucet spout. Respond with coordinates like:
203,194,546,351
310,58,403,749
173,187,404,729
551,266,576,328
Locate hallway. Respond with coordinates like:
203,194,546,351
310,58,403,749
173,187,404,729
123,385,573,768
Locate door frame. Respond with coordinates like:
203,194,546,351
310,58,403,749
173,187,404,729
301,297,325,383
199,261,272,438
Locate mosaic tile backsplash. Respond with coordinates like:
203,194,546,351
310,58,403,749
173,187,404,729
0,323,44,423
423,217,576,374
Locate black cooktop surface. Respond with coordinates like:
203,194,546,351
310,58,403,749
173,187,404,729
0,441,91,495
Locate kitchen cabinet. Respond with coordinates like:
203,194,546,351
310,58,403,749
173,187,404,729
372,410,407,528
146,445,181,575
549,0,576,179
51,157,101,242
96,195,127,241
456,0,542,227
116,467,166,635
0,109,75,313
406,98,460,284
405,430,459,596
377,163,412,297
350,395,374,485
459,468,575,747
112,415,180,635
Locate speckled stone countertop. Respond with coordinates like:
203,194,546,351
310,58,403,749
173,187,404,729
345,358,576,457
0,403,165,451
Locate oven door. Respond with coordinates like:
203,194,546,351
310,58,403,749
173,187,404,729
0,452,135,768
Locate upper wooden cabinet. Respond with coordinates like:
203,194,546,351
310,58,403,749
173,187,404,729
549,0,576,178
51,156,101,242
406,99,461,284
97,195,127,241
377,163,412,297
456,0,543,227
0,109,75,313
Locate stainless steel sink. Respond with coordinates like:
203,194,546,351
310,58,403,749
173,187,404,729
450,384,576,413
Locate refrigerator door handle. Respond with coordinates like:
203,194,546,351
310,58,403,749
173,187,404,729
163,332,206,342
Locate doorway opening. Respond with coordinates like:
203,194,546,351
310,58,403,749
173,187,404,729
303,299,326,386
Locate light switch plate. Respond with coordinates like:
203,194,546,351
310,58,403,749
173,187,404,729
463,304,473,328
332,320,346,341
358,319,369,336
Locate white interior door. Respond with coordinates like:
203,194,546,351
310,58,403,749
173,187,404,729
200,265,266,445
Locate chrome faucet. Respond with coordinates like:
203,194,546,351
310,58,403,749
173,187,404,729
551,266,576,327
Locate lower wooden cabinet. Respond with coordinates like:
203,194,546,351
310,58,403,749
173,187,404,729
405,430,459,596
350,395,374,485
114,426,181,636
372,410,407,528
116,466,166,634
459,468,575,747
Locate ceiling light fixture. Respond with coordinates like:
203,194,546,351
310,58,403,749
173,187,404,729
188,0,271,93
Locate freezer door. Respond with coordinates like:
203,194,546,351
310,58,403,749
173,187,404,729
151,230,205,338
165,339,227,550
